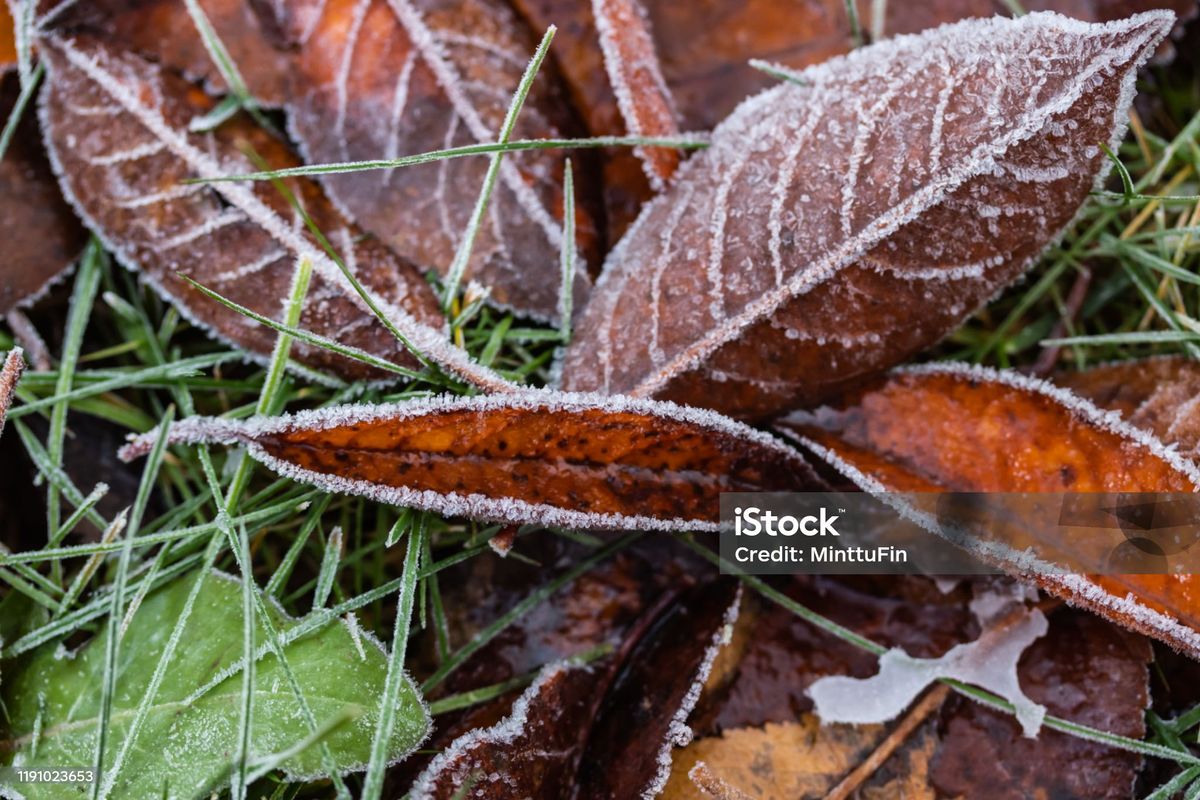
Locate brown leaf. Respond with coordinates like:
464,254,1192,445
1,3,15,68
574,579,741,798
42,0,292,105
778,362,1200,657
260,0,597,324
590,0,681,189
507,0,655,242
930,610,1151,800
119,392,820,530
1057,355,1200,458
0,72,87,316
410,661,600,799
0,347,25,436
37,34,510,386
560,12,1171,422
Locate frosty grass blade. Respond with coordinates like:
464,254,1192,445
561,11,1173,421
118,391,822,531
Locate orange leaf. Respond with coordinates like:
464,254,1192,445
120,393,820,530
779,363,1200,658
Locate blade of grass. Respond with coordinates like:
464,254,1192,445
441,26,556,310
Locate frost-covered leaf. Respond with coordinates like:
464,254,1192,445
574,580,741,798
506,0,656,240
590,0,680,189
259,0,597,324
561,11,1172,421
0,346,24,435
1057,355,1200,460
0,570,430,799
119,392,820,530
410,661,598,799
0,72,87,316
42,0,292,105
778,362,1200,658
36,35,507,386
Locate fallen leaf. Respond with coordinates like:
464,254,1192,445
661,716,891,800
0,72,87,316
43,0,292,105
560,11,1172,421
410,660,599,799
0,346,24,435
779,362,1200,657
0,570,430,797
929,610,1152,800
1057,355,1200,458
119,392,820,530
1,2,15,68
506,0,655,244
261,0,597,324
590,0,681,189
573,580,741,798
37,35,506,387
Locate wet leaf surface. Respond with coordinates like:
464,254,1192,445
0,570,430,798
121,392,820,530
261,0,598,324
38,34,459,383
560,12,1171,421
930,610,1152,800
779,363,1200,658
0,72,87,317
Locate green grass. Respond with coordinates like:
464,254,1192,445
1,11,1199,800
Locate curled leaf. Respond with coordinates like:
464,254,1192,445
561,11,1172,421
262,0,596,324
591,0,681,189
37,35,507,386
119,392,820,530
0,72,87,316
778,362,1200,657
410,660,598,798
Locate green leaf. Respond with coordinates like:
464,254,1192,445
0,570,429,798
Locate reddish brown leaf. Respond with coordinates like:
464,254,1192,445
1057,355,1200,458
929,611,1151,800
590,0,681,189
411,661,600,799
0,72,87,316
119,392,820,530
260,0,597,324
43,0,292,105
37,35,511,386
1,3,15,68
507,0,655,240
573,580,741,798
778,363,1200,657
561,12,1170,422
